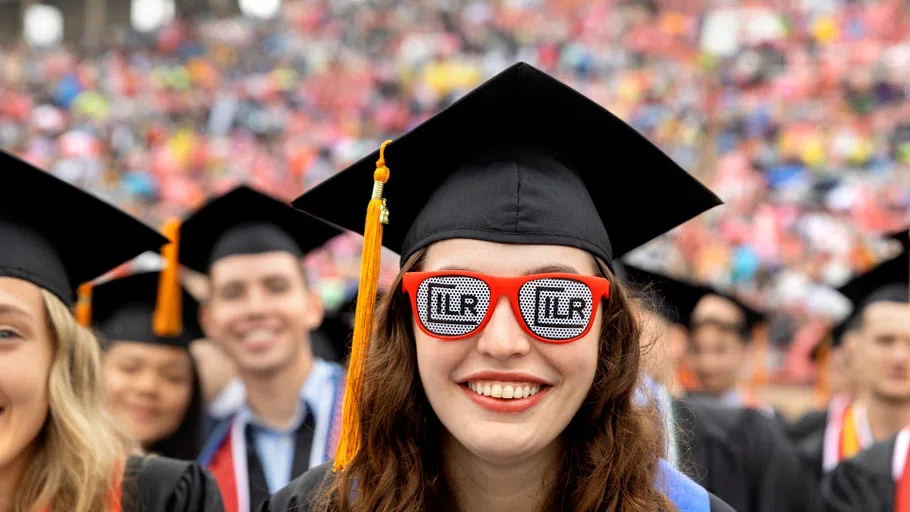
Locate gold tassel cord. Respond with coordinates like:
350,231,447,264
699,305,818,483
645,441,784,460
75,283,93,327
153,217,183,337
334,139,392,472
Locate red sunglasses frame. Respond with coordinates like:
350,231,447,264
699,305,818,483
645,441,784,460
401,271,611,343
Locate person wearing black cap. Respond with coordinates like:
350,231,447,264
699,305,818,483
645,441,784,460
793,232,910,512
625,263,706,399
786,315,861,485
94,271,206,461
0,151,222,512
183,185,345,512
624,264,822,512
685,286,770,412
790,234,910,486
259,62,733,512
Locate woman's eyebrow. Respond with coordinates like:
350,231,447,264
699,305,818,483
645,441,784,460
524,264,581,275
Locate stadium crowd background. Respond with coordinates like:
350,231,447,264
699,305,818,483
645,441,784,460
2,0,909,386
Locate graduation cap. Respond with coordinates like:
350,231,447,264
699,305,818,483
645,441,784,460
91,271,203,349
178,185,343,274
0,150,167,307
834,234,909,336
291,62,722,471
623,264,708,327
294,62,721,267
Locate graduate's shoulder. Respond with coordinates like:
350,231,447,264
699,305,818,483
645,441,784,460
127,455,224,512
822,437,897,512
259,461,334,512
675,396,744,438
844,434,897,476
786,409,828,441
709,493,736,512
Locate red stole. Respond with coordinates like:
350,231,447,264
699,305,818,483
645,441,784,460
895,429,910,512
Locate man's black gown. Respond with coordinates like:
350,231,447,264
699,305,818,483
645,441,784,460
822,433,902,512
675,396,822,512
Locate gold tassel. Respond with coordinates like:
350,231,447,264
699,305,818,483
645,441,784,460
75,283,93,327
153,217,183,337
334,139,392,472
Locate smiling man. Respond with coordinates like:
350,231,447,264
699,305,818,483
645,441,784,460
181,186,343,512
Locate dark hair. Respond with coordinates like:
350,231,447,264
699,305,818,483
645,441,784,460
146,354,204,461
317,250,675,512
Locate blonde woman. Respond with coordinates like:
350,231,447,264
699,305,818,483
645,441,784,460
0,152,223,512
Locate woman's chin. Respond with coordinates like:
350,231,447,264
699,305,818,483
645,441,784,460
456,427,546,465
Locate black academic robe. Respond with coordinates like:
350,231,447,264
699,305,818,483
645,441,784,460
256,462,736,512
124,455,223,512
786,409,828,483
675,396,822,512
822,434,900,512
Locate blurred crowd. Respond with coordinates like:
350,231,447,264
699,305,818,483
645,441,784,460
1,0,909,374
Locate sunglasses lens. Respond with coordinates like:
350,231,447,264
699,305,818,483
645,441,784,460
415,275,491,337
518,277,594,341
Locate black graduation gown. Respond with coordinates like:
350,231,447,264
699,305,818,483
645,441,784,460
124,455,223,512
821,435,898,512
675,397,822,512
786,409,828,483
256,462,736,512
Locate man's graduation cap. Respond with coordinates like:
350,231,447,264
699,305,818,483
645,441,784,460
91,271,203,348
292,62,722,471
623,264,708,326
178,185,343,274
0,150,167,307
831,229,909,342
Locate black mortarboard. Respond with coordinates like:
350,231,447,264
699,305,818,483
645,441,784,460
623,264,709,326
292,62,722,268
92,271,203,348
178,186,343,273
833,237,909,335
0,151,167,306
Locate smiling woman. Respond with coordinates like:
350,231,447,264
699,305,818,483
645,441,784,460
92,271,206,461
0,151,222,512
260,62,732,512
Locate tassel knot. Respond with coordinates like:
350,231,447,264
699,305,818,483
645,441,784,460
75,283,93,327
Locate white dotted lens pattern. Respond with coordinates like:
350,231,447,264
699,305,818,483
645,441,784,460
416,276,491,337
518,278,593,340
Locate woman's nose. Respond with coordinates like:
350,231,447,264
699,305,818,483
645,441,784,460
475,296,531,359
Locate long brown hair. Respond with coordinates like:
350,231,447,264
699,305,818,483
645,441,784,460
318,250,675,512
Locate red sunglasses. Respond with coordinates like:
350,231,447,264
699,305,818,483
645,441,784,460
401,271,611,343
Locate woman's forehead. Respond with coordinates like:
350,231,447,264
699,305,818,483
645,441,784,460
0,276,47,322
422,239,597,275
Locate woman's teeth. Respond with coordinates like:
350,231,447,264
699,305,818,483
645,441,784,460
243,329,273,342
466,381,541,399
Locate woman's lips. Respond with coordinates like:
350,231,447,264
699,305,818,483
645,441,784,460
459,382,550,413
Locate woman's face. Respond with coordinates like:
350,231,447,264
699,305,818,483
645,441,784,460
415,239,601,465
102,342,194,447
0,278,53,472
